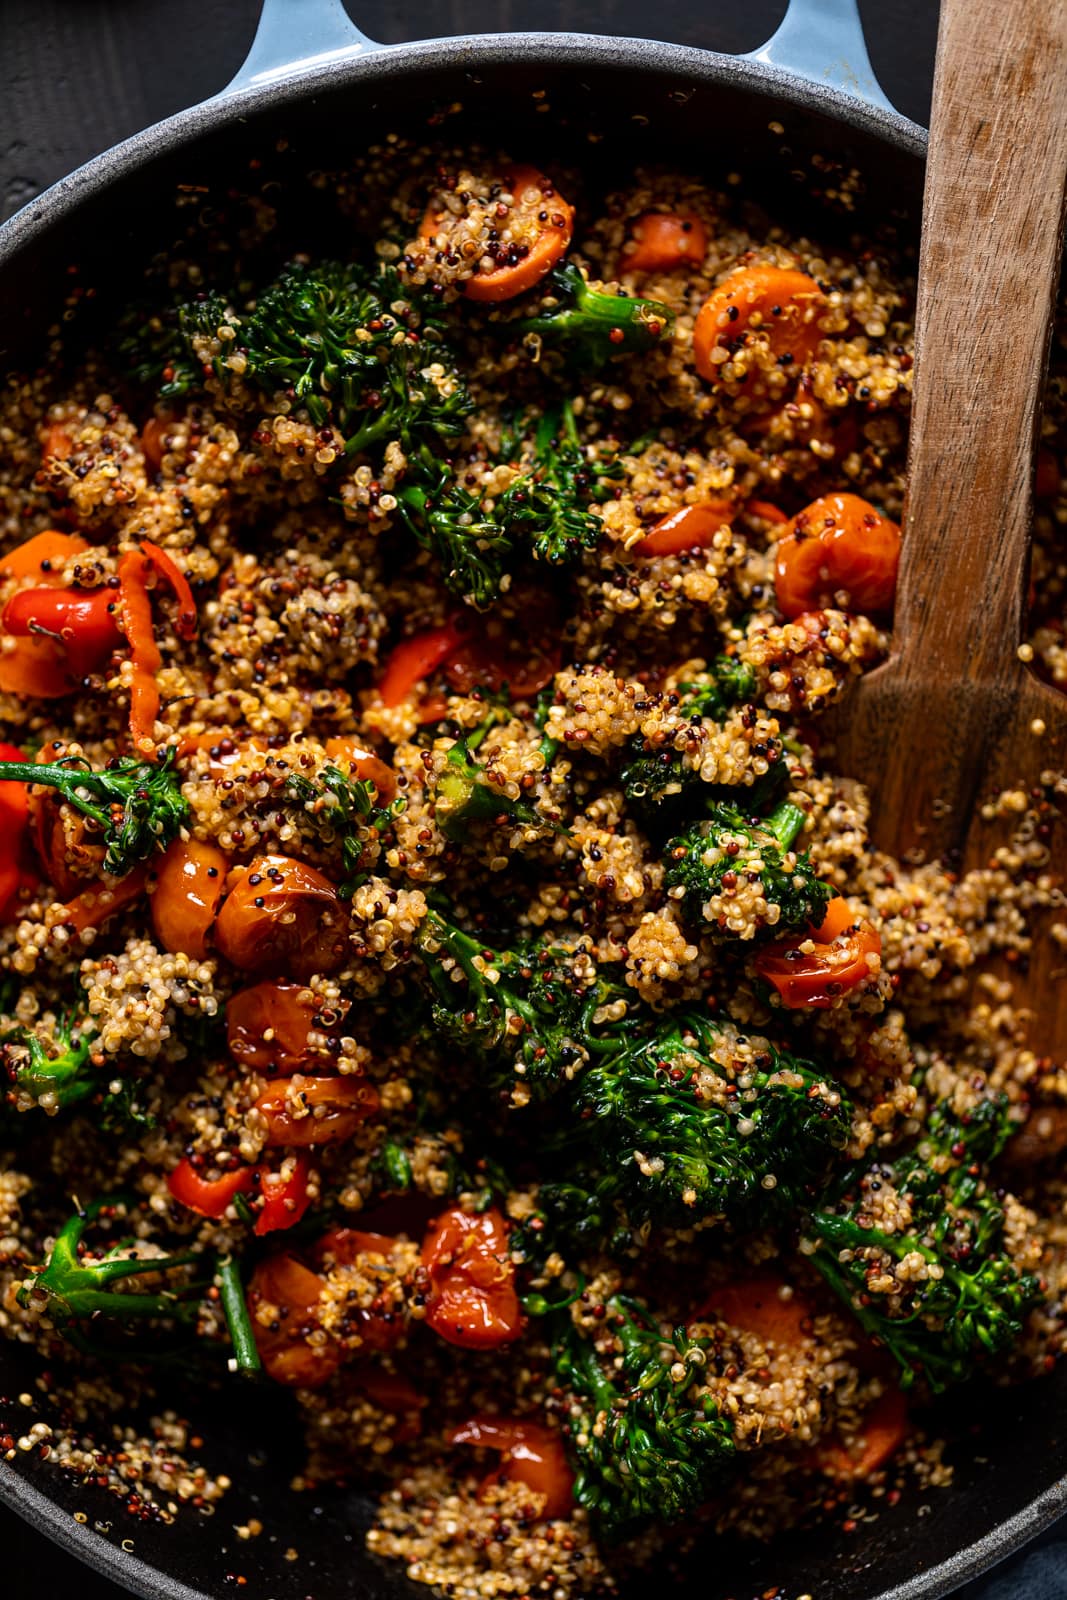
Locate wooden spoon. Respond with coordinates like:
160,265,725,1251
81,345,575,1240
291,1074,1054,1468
829,0,1067,1040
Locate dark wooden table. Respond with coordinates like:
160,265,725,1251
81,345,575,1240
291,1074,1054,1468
0,2,941,1596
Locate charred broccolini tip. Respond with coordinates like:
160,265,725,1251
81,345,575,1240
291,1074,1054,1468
515,262,675,366
663,797,831,938
618,656,768,823
120,261,473,456
0,749,188,877
278,761,404,899
558,1010,852,1229
807,1095,1042,1392
496,400,620,567
17,1199,205,1348
551,1293,734,1533
414,909,632,1092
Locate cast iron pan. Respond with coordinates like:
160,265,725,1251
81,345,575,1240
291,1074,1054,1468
0,4,1064,1597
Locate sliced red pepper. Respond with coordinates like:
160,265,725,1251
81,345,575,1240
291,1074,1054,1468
167,1158,255,1218
140,539,198,640
117,549,163,753
255,1154,313,1236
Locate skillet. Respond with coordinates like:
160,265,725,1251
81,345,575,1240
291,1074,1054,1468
0,3,1065,1596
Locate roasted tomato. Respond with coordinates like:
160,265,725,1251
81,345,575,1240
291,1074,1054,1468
422,1206,522,1351
150,837,230,960
450,1416,574,1519
227,978,338,1075
311,1228,410,1351
247,1253,339,1387
253,1074,380,1147
167,1158,254,1219
774,493,901,620
213,854,349,979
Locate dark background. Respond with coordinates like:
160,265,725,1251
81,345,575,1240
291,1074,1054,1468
0,1,942,1597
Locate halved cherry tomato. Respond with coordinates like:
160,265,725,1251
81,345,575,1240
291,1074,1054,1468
247,1253,340,1387
694,264,827,384
167,1157,254,1218
755,912,882,1009
227,979,333,1075
312,1228,402,1266
0,741,31,920
745,499,790,526
150,837,230,960
2,586,123,679
53,865,148,936
256,1153,313,1236
810,1386,909,1480
253,1074,380,1148
635,500,736,558
620,211,708,276
813,895,855,943
323,737,398,805
422,1206,522,1351
214,854,349,980
445,591,562,699
421,167,574,304
311,1227,410,1350
698,1273,812,1347
0,533,92,699
378,619,470,709
450,1416,574,1519
775,493,901,621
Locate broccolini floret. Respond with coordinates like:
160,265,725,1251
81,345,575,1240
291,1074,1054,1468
551,1293,734,1532
2,1013,98,1111
516,263,675,366
121,262,473,457
433,727,545,841
807,1095,1042,1392
277,761,403,898
664,797,830,938
0,749,189,877
496,400,619,567
396,468,515,610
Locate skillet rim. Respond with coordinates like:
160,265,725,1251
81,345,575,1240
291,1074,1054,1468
2,26,1062,1600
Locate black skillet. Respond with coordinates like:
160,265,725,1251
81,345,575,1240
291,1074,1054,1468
0,2,1064,1596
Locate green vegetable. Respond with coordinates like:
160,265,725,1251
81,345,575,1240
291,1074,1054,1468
496,400,618,567
516,263,675,366
433,722,546,842
396,469,514,610
121,262,473,457
664,798,830,938
2,1013,98,1111
0,750,188,877
277,761,403,898
551,1293,733,1533
217,1256,262,1376
808,1095,1042,1391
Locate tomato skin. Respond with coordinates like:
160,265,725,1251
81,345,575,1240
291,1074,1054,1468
214,854,349,980
444,591,561,700
809,1386,909,1480
54,865,148,936
0,531,87,581
697,1273,812,1347
422,1206,522,1351
255,1153,313,1236
227,979,332,1075
450,1416,574,1520
167,1157,254,1218
635,500,736,558
247,1253,340,1387
311,1228,410,1350
774,493,901,620
694,264,826,384
423,167,573,304
620,211,708,275
254,1074,380,1148
350,1362,426,1439
755,914,882,1009
378,619,469,709
0,533,93,699
323,737,398,805
150,837,230,960
2,586,122,679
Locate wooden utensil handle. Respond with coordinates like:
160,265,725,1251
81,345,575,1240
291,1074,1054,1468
892,0,1067,676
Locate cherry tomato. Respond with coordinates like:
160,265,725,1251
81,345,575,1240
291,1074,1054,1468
311,1227,410,1350
635,500,737,558
809,1387,909,1480
744,499,790,526
449,1416,574,1519
775,493,901,620
2,586,122,679
54,865,148,936
620,211,708,275
421,167,574,304
167,1157,254,1218
247,1253,340,1387
323,737,398,805
755,915,882,1009
697,1273,812,1347
350,1362,426,1440
444,592,562,700
254,1074,380,1148
0,532,92,699
141,414,176,476
227,979,334,1075
813,895,855,942
213,854,349,980
422,1206,522,1351
694,264,827,386
29,746,104,897
256,1153,313,1236
150,837,230,960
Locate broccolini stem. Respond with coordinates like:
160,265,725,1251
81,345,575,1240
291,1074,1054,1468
764,800,808,854
218,1256,262,1376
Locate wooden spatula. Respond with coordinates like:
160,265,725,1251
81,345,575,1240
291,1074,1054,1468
829,0,1067,1038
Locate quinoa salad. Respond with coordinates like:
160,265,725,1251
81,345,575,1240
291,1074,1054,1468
0,138,1066,1597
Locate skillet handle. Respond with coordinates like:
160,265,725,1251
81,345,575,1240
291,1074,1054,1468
745,0,896,114
220,0,384,97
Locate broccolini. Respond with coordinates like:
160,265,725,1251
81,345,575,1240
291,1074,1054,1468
664,798,830,938
516,263,675,366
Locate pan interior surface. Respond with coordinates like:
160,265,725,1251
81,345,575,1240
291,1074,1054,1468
0,35,1063,1600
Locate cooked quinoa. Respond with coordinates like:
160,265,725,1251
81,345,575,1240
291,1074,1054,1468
0,138,1065,1599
